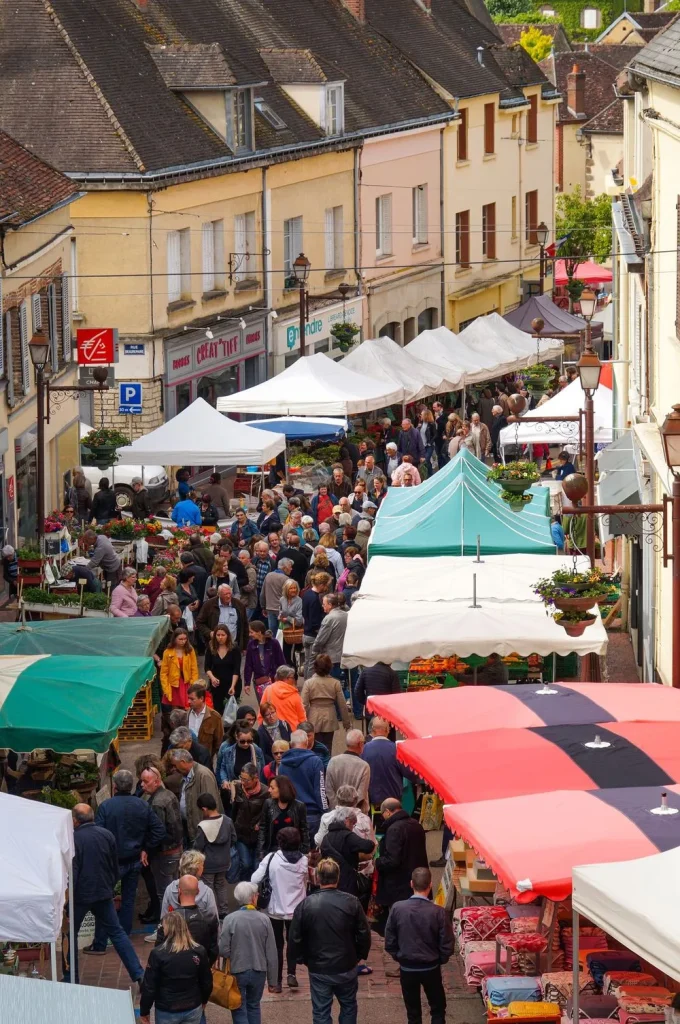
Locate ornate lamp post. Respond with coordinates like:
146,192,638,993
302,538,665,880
292,252,311,358
577,336,603,566
537,221,549,295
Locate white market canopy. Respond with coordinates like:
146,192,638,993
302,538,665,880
0,793,74,942
457,312,564,373
217,352,405,416
499,377,613,451
341,553,608,667
573,846,680,982
115,398,286,465
341,336,461,400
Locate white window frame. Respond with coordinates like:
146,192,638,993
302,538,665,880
167,229,191,303
581,7,600,28
324,84,344,135
376,194,393,257
325,206,344,270
202,219,225,293
283,216,303,281
226,89,252,153
234,212,257,282
412,185,428,245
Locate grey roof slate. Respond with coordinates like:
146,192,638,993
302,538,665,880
148,43,237,89
629,14,680,84
259,48,330,84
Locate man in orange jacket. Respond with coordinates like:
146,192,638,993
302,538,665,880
258,665,306,729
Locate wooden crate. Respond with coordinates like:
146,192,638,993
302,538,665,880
118,683,154,743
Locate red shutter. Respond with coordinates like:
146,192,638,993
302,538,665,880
458,108,468,161
484,103,495,155
527,95,538,144
677,198,680,338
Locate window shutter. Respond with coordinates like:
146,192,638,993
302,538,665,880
213,220,225,286
5,311,13,406
325,208,334,269
458,109,468,161
0,280,4,380
202,222,215,292
334,206,344,268
167,230,181,302
32,293,42,331
19,300,30,395
484,103,495,154
61,274,71,360
294,217,303,259
235,214,246,280
283,219,291,276
381,196,392,254
486,203,496,259
527,95,538,144
48,283,59,371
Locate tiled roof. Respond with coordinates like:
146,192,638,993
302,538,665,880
0,130,80,225
259,48,330,84
148,44,237,89
544,47,641,125
497,23,572,51
629,14,680,84
490,43,548,89
582,97,623,133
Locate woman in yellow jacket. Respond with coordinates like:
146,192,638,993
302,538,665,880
160,628,199,751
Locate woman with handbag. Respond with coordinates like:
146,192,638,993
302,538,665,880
257,775,310,860
300,653,350,753
278,579,303,667
205,626,242,715
139,912,212,1024
250,827,308,994
243,621,285,701
218,881,278,1024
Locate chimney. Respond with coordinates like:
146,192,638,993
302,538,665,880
341,0,365,21
567,63,586,116
644,0,658,12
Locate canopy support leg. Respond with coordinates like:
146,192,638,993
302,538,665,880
69,864,75,984
50,941,57,983
572,906,580,1024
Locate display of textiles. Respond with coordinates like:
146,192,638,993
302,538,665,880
507,1001,560,1018
462,940,497,955
586,953,642,990
511,917,541,933
561,925,608,969
566,993,619,1019
465,949,515,987
498,931,549,954
484,975,543,1007
540,970,596,1008
459,906,510,943
604,974,656,997
617,1013,665,1024
616,988,673,1010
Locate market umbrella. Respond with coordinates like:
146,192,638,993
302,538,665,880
0,654,155,752
0,618,168,657
553,259,612,287
398,721,680,803
444,784,680,902
366,681,680,739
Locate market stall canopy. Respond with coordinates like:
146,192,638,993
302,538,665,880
0,794,74,942
341,336,461,400
596,431,642,541
573,846,680,981
444,785,680,902
248,417,347,440
115,398,285,466
554,260,612,287
404,331,467,388
503,293,603,339
455,313,563,373
0,654,155,752
0,618,168,657
379,448,551,519
217,353,405,416
366,681,680,739
0,974,135,1023
399,721,680,804
499,376,613,450
368,462,556,558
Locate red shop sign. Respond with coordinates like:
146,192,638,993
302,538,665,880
76,328,117,365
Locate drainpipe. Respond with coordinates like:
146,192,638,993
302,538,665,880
440,127,446,328
353,145,362,327
261,165,270,379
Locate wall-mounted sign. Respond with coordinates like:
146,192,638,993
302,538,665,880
76,328,118,365
124,344,145,356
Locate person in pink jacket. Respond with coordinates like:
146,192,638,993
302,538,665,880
110,567,139,617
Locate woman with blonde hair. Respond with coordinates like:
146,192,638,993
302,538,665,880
139,912,212,1024
263,739,290,783
152,574,179,615
317,534,343,576
305,549,335,590
279,578,303,666
205,556,239,598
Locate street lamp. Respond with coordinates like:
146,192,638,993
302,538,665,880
577,337,602,566
29,334,109,540
660,404,680,689
537,222,549,296
293,252,311,358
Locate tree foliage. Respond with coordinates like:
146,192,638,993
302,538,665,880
519,25,554,61
555,187,612,302
487,0,533,19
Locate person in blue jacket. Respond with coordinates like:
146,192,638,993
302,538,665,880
171,494,202,527
230,507,259,546
279,729,328,837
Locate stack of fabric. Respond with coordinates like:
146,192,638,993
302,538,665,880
603,972,656,997
484,975,544,1016
616,985,673,1021
455,906,510,944
560,924,608,969
463,940,517,987
506,1002,560,1018
539,969,596,1009
585,952,642,990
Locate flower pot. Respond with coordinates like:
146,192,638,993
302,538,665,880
553,595,598,613
80,443,119,469
18,558,43,570
559,617,596,637
500,478,533,496
19,574,43,586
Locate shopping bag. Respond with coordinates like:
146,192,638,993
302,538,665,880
419,792,444,831
210,958,242,1010
276,628,284,646
227,845,241,884
222,695,239,727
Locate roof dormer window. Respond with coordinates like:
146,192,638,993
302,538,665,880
226,88,253,154
324,84,344,135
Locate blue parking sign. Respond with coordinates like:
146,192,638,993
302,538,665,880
119,382,142,414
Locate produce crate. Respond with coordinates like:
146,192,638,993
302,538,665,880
118,683,154,743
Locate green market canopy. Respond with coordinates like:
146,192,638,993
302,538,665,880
369,451,555,557
0,654,155,752
0,618,168,657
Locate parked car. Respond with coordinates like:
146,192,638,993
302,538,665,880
79,423,168,510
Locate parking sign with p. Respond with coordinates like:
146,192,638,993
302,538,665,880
119,382,142,414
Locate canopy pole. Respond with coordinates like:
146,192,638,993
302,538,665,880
462,386,466,420
474,534,484,564
69,864,75,984
552,652,556,684
50,941,57,983
572,906,580,1024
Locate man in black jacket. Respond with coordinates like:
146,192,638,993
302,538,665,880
288,858,371,1024
353,662,401,728
319,811,375,898
385,868,454,1024
65,804,144,984
155,874,218,964
276,533,310,590
375,799,428,942
87,770,166,952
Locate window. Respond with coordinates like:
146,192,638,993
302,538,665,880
581,6,601,28
376,194,393,257
527,95,538,144
19,299,30,395
283,216,303,283
324,84,344,135
378,321,401,342
234,212,257,282
202,219,225,294
254,97,287,130
540,5,556,14
226,89,252,153
61,273,71,360
511,114,519,137
412,185,428,245
31,293,42,332
455,210,470,267
325,206,344,270
167,228,191,303
47,283,58,370
511,196,517,240
457,108,468,161
484,102,495,155
482,202,496,260
525,190,539,245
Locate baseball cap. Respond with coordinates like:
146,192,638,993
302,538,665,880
364,501,378,510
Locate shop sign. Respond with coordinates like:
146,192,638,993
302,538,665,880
7,477,14,502
76,328,118,365
165,318,265,384
275,297,364,354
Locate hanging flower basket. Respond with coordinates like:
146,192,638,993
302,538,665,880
488,461,540,500
534,568,609,635
80,428,131,470
554,611,597,637
330,321,360,353
500,491,533,512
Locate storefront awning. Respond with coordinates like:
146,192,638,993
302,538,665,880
596,431,642,540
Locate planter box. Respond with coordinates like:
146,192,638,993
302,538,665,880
18,558,44,570
499,478,533,496
21,601,110,619
19,574,43,586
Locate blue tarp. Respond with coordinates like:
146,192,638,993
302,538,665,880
249,417,347,440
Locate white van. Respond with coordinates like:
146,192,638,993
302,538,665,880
79,423,169,510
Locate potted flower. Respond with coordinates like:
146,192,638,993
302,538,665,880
103,518,137,540
523,363,555,394
534,567,610,634
81,427,131,470
330,321,360,353
554,610,598,637
17,542,43,571
487,461,540,500
500,491,534,512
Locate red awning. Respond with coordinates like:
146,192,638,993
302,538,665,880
554,260,613,286
367,682,680,739
444,784,680,902
398,721,680,804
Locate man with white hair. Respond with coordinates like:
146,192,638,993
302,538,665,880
326,730,370,814
219,881,278,1014
279,729,328,838
196,582,247,650
490,404,508,462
